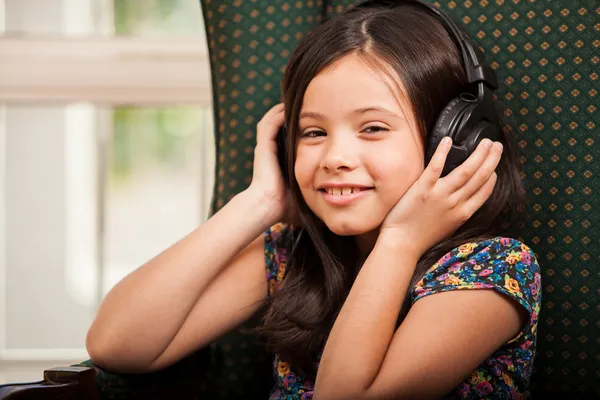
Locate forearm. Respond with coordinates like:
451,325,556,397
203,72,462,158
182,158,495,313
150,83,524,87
314,233,419,399
86,189,276,366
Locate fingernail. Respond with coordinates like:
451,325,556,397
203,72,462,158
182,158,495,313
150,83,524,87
442,137,452,146
482,139,493,149
494,142,504,152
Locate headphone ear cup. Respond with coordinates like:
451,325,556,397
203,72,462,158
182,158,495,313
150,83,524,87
464,121,501,154
426,97,466,164
438,101,502,176
453,98,503,156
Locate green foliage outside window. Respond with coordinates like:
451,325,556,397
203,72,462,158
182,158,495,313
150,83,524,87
113,0,204,35
110,0,206,185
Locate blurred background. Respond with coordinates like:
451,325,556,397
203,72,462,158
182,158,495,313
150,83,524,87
0,0,215,382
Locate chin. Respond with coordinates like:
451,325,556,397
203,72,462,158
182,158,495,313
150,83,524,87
322,216,381,236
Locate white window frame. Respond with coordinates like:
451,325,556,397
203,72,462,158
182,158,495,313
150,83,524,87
0,36,211,105
0,0,214,375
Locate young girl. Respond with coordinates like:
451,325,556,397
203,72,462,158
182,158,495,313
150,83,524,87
86,2,541,399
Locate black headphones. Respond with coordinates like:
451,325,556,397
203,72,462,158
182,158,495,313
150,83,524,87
277,0,502,183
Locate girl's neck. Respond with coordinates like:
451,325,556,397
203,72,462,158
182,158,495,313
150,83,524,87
354,227,380,266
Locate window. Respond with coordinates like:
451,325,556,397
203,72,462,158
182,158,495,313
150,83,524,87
0,0,214,383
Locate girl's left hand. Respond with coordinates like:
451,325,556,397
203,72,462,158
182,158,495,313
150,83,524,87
379,136,503,259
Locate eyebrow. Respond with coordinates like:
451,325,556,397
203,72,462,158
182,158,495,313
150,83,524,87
299,106,404,121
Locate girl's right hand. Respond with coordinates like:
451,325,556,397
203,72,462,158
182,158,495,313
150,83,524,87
247,103,291,224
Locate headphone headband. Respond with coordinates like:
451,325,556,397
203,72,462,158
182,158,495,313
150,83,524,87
341,0,498,90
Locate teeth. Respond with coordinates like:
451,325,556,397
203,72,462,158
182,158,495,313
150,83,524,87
325,187,362,195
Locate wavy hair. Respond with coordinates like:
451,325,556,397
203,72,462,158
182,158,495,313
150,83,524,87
256,3,525,379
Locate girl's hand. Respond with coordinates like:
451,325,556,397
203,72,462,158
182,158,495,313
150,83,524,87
247,103,291,223
379,137,503,259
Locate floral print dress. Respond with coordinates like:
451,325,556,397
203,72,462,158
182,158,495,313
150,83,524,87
264,223,542,400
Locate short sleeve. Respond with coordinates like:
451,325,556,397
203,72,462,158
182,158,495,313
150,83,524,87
412,237,542,343
264,223,290,297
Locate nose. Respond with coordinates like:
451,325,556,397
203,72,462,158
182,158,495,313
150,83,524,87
319,135,359,173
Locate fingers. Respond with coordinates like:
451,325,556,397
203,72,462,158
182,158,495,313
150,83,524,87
421,136,453,191
442,138,494,193
256,103,285,144
461,171,498,216
458,141,503,199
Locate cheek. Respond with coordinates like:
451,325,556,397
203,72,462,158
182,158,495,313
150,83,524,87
293,155,315,206
374,152,424,204
294,146,319,189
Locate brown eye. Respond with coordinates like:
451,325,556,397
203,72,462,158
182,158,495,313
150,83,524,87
301,130,326,138
363,126,388,134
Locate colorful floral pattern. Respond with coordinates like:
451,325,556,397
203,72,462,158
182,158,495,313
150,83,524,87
264,223,542,400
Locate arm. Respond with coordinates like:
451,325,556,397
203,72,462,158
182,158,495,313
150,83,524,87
87,103,288,373
315,135,517,398
314,233,527,400
314,232,416,394
86,189,275,373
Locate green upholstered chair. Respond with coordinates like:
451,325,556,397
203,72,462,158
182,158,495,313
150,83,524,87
201,2,600,397
1,1,598,399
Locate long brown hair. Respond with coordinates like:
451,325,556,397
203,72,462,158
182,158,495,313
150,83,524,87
256,3,525,379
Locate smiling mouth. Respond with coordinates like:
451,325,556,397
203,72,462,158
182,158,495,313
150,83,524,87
319,187,373,196
318,187,374,205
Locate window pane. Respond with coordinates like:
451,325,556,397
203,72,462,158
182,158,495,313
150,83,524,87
0,0,214,384
114,0,205,37
3,0,113,36
2,0,205,37
1,103,214,381
4,104,97,351
105,106,214,291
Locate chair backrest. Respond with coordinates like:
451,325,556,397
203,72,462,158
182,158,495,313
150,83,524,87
201,1,600,398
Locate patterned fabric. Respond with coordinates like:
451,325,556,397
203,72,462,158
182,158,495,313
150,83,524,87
75,348,211,400
264,223,542,399
201,0,599,398
264,224,315,400
413,238,542,399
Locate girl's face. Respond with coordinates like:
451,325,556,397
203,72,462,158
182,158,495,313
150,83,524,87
295,53,425,244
